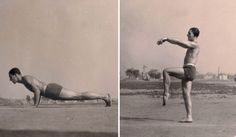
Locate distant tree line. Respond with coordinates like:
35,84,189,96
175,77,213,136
125,67,236,81
125,68,140,79
148,69,161,79
125,68,161,80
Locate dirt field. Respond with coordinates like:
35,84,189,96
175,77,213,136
0,103,118,137
121,94,236,137
121,80,236,137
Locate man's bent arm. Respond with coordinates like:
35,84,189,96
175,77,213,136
165,38,197,49
33,89,41,108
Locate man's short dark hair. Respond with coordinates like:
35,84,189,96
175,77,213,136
9,67,21,75
190,27,200,37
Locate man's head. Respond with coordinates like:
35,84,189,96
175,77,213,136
9,67,22,84
187,27,200,41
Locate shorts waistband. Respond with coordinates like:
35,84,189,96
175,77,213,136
183,63,196,67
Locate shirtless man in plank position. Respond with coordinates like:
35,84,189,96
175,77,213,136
9,67,111,107
157,27,200,123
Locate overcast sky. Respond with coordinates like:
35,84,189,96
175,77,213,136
121,0,236,77
0,0,117,99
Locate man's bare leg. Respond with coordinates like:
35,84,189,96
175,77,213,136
78,92,111,107
162,68,185,106
179,80,193,123
59,89,111,107
162,69,171,106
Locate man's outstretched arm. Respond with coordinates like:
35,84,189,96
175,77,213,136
157,37,197,49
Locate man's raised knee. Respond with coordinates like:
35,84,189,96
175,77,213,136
163,69,169,76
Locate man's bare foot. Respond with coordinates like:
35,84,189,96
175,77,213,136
105,93,111,107
162,93,170,106
179,117,193,123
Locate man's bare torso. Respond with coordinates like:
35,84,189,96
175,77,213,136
22,75,47,95
184,43,200,66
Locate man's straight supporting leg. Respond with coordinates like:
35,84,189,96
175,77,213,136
180,80,193,122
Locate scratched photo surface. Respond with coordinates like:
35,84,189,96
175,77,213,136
0,0,118,137
121,0,236,137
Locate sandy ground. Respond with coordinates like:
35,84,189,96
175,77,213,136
121,94,236,137
0,103,118,137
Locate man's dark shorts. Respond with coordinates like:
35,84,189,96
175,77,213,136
45,83,63,100
183,65,196,81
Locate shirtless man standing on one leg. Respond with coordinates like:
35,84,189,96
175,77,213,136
157,27,200,123
9,67,111,108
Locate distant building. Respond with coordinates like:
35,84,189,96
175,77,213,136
142,72,150,81
204,73,216,80
218,73,228,80
217,67,229,80
141,65,150,81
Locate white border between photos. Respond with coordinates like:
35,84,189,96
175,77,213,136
118,0,120,136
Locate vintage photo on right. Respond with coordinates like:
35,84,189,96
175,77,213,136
120,0,236,137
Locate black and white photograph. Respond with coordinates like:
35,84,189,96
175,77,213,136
120,0,236,137
3,0,236,137
0,0,118,137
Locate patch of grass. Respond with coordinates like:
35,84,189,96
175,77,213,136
120,80,236,95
